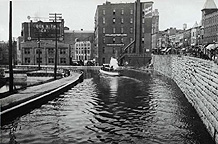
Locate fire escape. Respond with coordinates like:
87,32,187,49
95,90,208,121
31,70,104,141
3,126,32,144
118,40,135,63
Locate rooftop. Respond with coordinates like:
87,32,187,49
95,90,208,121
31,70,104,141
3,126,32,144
203,0,217,9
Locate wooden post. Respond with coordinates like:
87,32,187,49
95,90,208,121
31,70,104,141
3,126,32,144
9,1,13,92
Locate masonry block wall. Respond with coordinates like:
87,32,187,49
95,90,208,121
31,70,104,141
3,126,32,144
153,55,218,143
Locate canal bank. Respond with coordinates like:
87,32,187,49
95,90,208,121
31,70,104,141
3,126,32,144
153,55,218,144
0,71,83,122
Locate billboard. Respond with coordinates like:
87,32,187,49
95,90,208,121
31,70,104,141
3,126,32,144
22,20,64,41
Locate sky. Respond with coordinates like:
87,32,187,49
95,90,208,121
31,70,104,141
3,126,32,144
0,0,209,41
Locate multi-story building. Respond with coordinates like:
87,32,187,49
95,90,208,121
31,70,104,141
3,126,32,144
152,9,159,34
74,41,91,61
183,28,191,49
21,40,70,65
191,21,200,47
201,0,218,44
20,19,71,65
64,29,94,63
151,9,159,51
94,0,153,66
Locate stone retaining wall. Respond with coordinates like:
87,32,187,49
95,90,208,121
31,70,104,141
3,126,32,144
153,55,218,143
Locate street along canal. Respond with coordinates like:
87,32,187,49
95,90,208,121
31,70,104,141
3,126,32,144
0,69,214,144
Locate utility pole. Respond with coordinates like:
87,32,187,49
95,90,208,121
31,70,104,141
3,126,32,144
37,35,41,70
49,13,62,80
9,1,13,92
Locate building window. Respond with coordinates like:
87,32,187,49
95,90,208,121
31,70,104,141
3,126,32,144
113,47,115,54
130,27,133,33
113,28,116,33
130,9,133,14
48,48,54,54
24,57,30,63
102,58,105,64
103,28,105,33
121,38,124,43
142,18,145,23
103,37,106,43
113,18,115,24
36,57,42,63
113,9,116,15
60,49,66,54
142,37,144,43
103,47,105,53
48,58,54,63
121,18,124,24
121,9,124,15
60,58,66,64
36,49,42,54
130,18,133,24
24,48,30,54
121,27,124,33
103,9,105,15
142,28,144,33
113,37,116,43
103,17,105,24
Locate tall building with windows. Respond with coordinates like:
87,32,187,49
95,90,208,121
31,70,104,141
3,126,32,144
152,9,159,34
74,41,91,61
202,0,218,44
64,29,94,63
151,9,159,51
20,19,70,65
21,40,70,65
94,0,153,66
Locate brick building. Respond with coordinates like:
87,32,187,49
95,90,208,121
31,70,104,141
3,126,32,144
20,40,70,65
20,19,70,65
94,0,153,66
151,9,159,51
202,0,218,44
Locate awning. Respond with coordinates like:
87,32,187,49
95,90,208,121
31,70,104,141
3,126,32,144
206,44,218,50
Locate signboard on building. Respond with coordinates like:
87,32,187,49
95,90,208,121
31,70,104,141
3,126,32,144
143,3,153,18
22,21,64,41
105,34,127,37
106,44,124,46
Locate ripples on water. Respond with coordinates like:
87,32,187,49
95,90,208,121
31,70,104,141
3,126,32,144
0,69,214,144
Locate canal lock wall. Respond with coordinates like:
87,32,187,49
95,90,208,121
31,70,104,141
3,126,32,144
153,55,218,143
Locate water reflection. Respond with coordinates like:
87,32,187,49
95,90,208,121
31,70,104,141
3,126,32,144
0,69,214,144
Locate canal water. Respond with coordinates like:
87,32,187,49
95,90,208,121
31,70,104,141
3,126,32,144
0,69,214,144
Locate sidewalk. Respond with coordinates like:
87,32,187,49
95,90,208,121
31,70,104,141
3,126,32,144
0,72,83,115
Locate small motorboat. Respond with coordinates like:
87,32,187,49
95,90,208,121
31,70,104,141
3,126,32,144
99,57,120,76
99,64,120,76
